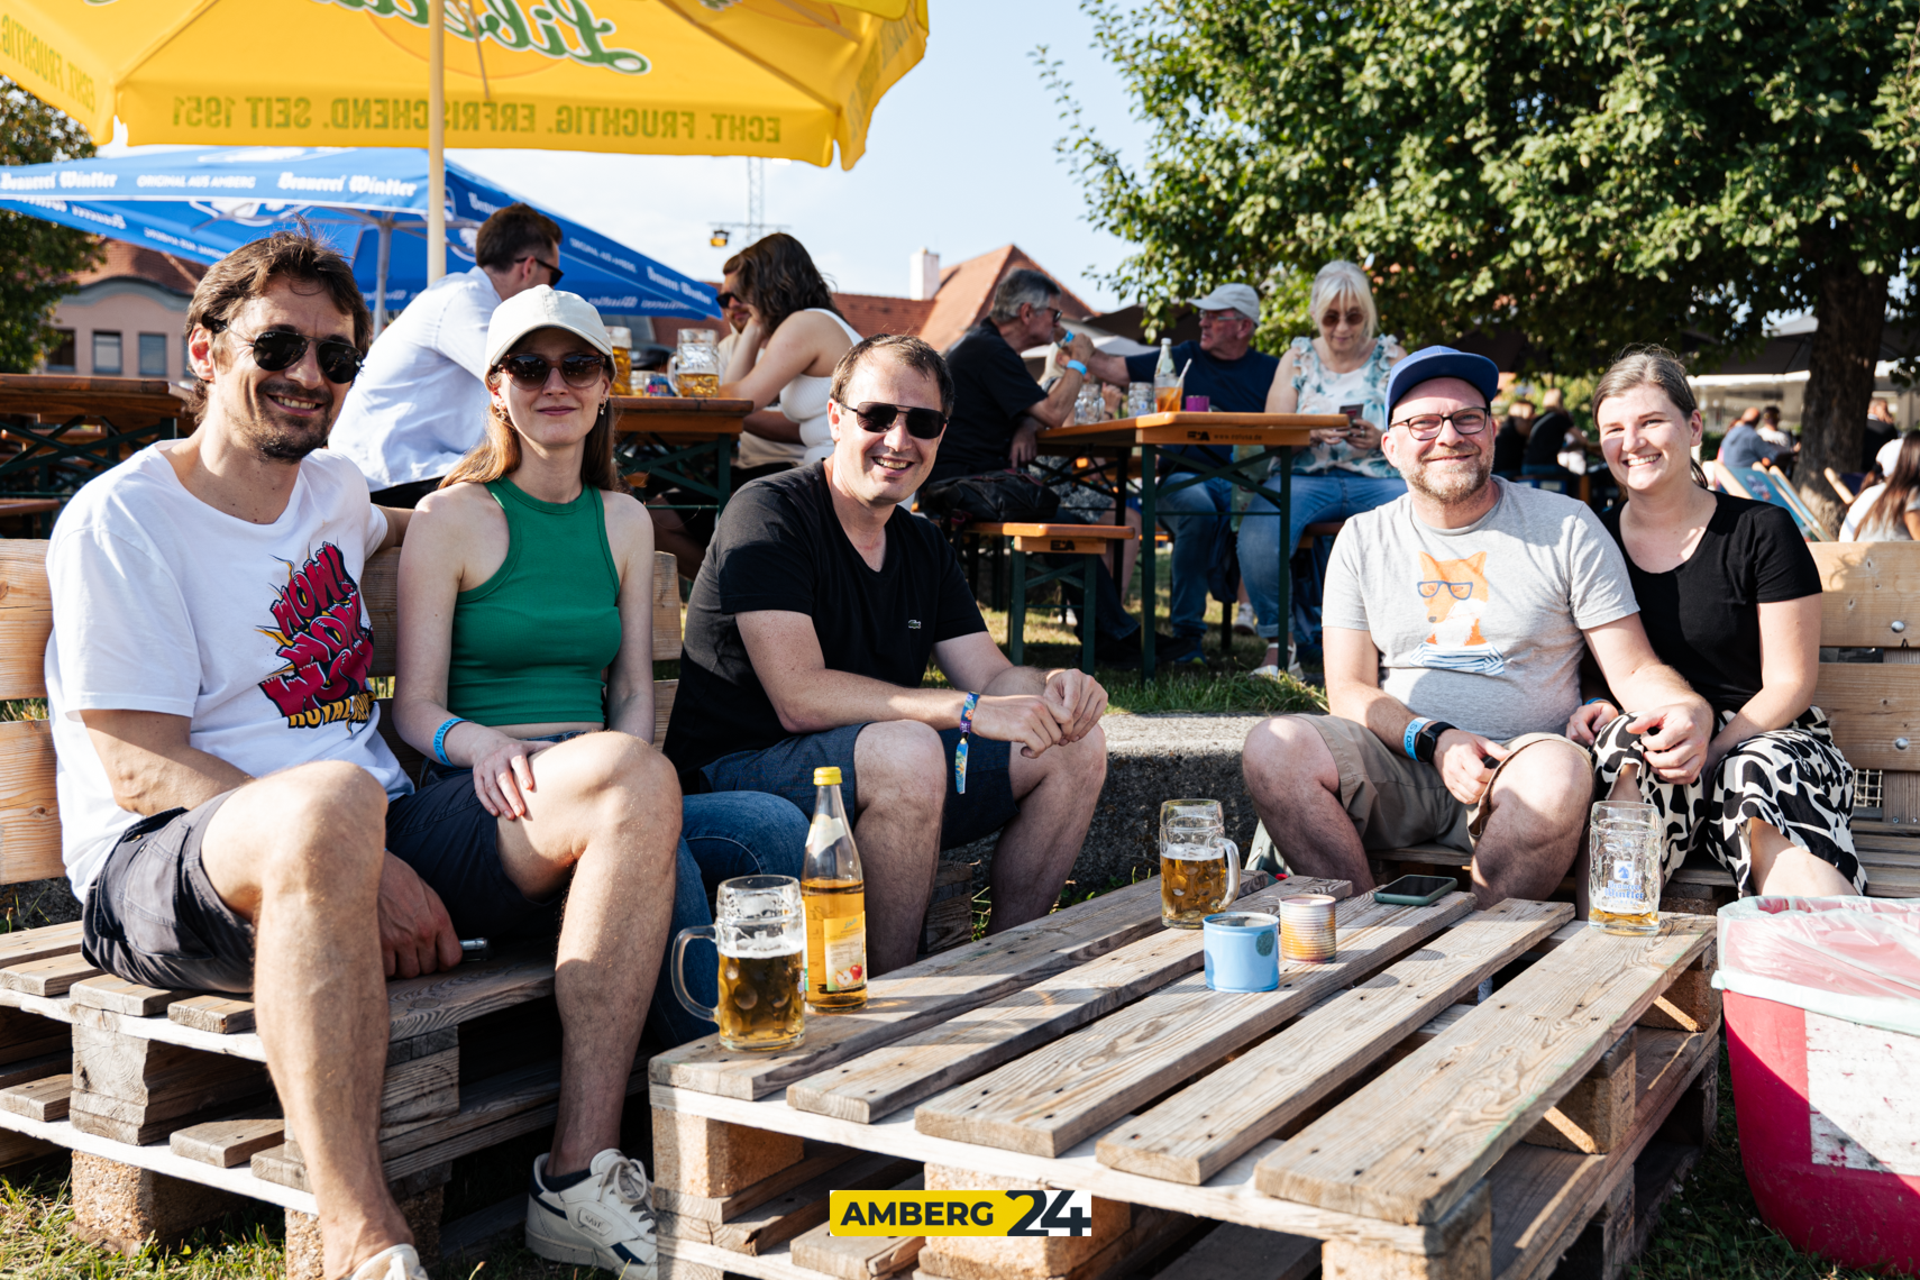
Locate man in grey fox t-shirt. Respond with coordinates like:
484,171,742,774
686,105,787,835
1243,347,1712,907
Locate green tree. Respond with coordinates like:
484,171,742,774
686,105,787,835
1,79,103,374
1051,0,1920,520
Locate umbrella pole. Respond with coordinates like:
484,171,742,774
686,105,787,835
427,0,446,284
374,218,392,337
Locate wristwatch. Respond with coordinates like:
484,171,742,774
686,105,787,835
1413,719,1457,765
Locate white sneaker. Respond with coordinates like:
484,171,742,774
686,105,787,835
1234,602,1258,635
347,1244,429,1280
527,1149,658,1277
1250,664,1285,682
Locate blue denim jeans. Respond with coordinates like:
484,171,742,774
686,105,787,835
652,790,810,1047
1155,474,1235,638
1238,472,1407,641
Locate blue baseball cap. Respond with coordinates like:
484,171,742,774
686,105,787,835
1385,346,1502,417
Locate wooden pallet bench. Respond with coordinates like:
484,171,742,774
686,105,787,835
645,871,1722,1280
963,522,1137,676
0,539,690,1271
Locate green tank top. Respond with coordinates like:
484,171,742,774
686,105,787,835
446,478,622,726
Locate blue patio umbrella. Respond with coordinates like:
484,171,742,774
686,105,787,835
0,146,716,332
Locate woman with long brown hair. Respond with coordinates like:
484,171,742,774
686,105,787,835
1567,346,1861,898
651,233,861,577
1841,431,1920,540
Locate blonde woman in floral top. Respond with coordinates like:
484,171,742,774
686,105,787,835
1239,261,1406,677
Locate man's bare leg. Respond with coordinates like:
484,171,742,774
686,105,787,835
492,733,682,1176
990,724,1107,930
1243,716,1375,891
1472,741,1591,907
1746,819,1856,896
852,721,945,974
200,761,402,1279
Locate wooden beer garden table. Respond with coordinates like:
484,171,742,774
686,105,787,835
0,375,189,532
612,393,752,519
646,874,1722,1280
1036,412,1345,676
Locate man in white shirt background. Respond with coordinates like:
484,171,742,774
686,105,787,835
330,203,564,506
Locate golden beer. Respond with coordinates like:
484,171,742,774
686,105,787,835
803,878,867,1010
677,372,721,398
1588,809,1662,936
715,942,806,1051
1161,848,1235,928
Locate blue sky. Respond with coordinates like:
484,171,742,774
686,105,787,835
449,0,1152,311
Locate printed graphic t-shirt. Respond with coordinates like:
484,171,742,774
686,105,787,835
46,444,411,900
664,463,988,781
1321,480,1639,741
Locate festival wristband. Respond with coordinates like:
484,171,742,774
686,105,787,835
1403,717,1431,761
955,693,980,796
433,717,468,766
1064,359,1089,376
1583,697,1610,707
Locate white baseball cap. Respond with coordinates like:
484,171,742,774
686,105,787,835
485,285,613,369
1188,282,1261,321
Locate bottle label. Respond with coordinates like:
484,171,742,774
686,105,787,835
806,814,847,857
822,912,866,991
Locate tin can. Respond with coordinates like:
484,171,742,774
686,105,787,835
1279,894,1337,963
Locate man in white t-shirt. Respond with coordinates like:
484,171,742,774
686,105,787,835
329,203,564,507
1242,347,1712,907
46,232,674,1280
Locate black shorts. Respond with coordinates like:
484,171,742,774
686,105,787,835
81,773,558,995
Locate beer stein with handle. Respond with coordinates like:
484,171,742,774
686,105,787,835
1160,799,1240,928
668,328,722,398
672,874,806,1050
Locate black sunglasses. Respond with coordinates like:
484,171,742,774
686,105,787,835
214,323,363,384
842,400,947,439
520,254,564,287
716,290,739,309
497,351,609,389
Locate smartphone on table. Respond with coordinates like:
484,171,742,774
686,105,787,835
1372,874,1456,906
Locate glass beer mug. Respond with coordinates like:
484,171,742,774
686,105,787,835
668,328,722,398
1160,799,1240,928
1588,801,1662,935
672,874,806,1050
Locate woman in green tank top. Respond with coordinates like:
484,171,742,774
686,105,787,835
392,290,804,1046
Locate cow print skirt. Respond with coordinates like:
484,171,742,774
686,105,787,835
1591,707,1864,896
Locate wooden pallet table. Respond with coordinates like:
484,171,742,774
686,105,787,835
649,877,1722,1280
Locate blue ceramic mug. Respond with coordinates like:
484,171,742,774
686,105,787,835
1202,911,1280,993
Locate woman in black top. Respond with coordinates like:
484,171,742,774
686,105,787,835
1566,348,1863,896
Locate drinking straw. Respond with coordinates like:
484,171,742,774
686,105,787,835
1177,358,1193,389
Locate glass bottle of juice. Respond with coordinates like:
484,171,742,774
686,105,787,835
1153,338,1181,413
802,766,867,1011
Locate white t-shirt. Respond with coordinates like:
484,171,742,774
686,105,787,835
45,445,411,900
1841,483,1920,541
329,267,502,489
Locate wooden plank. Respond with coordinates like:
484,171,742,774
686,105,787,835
0,1006,69,1065
913,891,1473,1158
657,678,677,746
0,1072,70,1121
0,921,80,967
383,952,557,1042
663,1152,920,1256
70,1020,268,1106
69,1088,275,1145
0,724,63,882
1523,1029,1636,1154
0,539,53,703
0,1128,56,1169
170,1115,287,1168
1096,899,1571,1184
1810,663,1920,769
653,871,1312,1103
1808,540,1920,648
653,549,684,661
1,952,102,997
1253,916,1714,1226
377,1047,461,1134
787,1173,925,1280
70,976,189,1017
1147,1222,1322,1280
0,1049,69,1091
789,879,1316,1124
655,1142,858,1223
167,994,256,1035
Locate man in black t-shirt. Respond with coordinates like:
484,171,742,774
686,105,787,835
664,335,1111,976
937,269,1140,657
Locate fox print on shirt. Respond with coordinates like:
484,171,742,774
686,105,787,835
1412,550,1507,675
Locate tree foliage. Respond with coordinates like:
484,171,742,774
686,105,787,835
0,79,103,374
1051,0,1920,510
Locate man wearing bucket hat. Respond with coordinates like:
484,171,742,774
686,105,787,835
1240,346,1713,907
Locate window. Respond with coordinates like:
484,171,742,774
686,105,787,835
46,329,76,372
92,331,123,375
138,332,169,377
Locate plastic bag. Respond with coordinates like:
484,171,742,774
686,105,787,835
1714,896,1920,1037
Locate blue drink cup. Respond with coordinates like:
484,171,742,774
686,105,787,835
1202,911,1280,993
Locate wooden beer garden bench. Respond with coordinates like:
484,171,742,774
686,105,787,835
646,876,1721,1280
965,522,1137,675
0,540,695,1272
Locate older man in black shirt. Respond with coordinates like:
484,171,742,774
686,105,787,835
664,335,1110,974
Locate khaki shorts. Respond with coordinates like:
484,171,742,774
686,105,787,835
1305,716,1593,853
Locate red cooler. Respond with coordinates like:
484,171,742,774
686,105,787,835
1717,897,1920,1275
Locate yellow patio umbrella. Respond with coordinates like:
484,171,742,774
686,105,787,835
1,0,925,278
